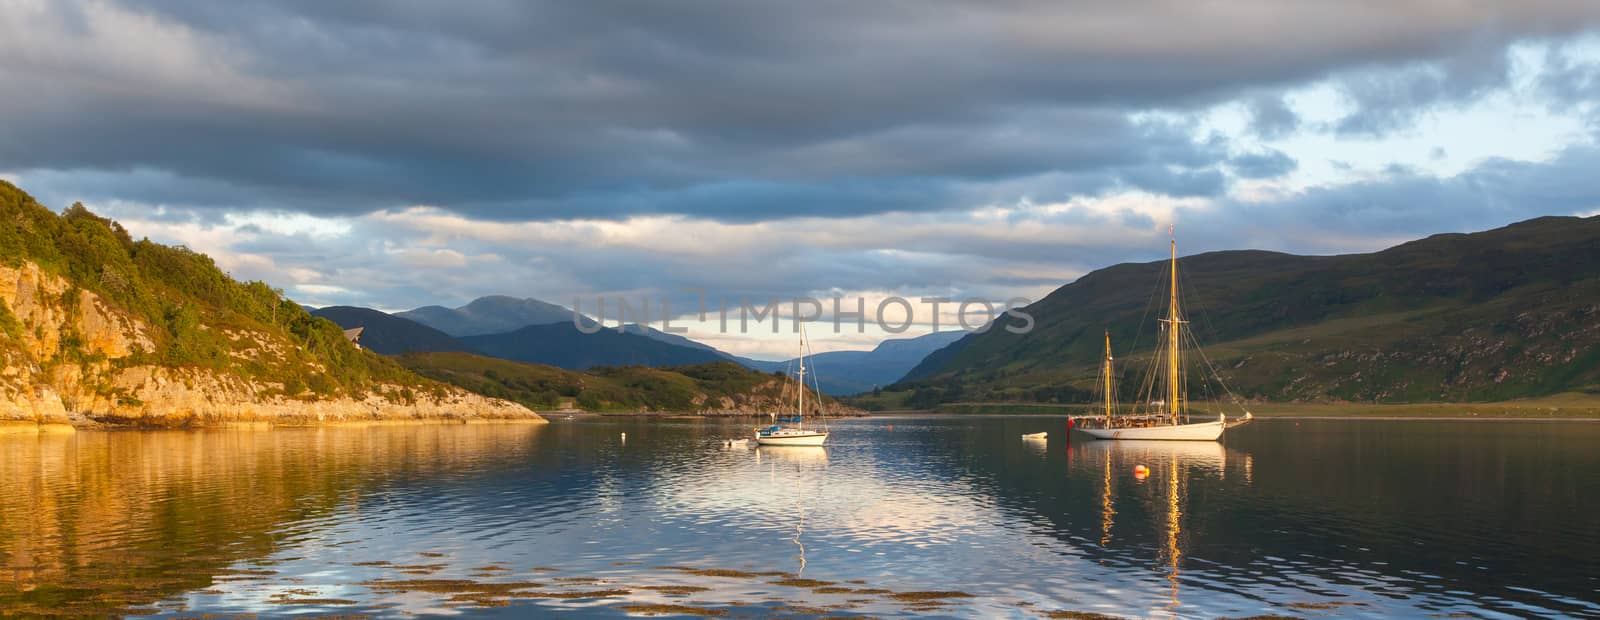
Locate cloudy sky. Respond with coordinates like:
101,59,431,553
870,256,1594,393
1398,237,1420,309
4,1,1600,358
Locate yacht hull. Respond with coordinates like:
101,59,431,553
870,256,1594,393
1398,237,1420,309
1076,420,1227,441
755,431,829,446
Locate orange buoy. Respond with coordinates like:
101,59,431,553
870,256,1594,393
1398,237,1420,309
1133,464,1150,479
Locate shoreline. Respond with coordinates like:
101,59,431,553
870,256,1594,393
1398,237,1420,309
0,416,548,433
858,409,1600,422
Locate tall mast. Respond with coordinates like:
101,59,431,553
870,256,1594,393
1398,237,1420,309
1103,330,1115,419
1166,226,1182,422
796,322,806,429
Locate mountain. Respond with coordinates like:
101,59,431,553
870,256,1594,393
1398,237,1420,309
400,353,855,414
458,322,728,370
896,215,1600,406
396,292,827,372
312,302,767,374
758,330,968,395
309,306,467,355
0,181,540,428
397,295,574,336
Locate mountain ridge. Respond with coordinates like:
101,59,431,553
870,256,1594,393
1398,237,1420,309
459,322,730,370
309,306,468,356
397,295,574,337
893,214,1600,406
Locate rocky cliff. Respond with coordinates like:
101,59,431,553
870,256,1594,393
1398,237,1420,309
0,182,543,430
0,260,540,429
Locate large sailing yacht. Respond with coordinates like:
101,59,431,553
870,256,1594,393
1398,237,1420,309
1073,228,1252,441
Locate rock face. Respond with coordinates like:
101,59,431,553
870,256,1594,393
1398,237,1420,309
0,261,544,429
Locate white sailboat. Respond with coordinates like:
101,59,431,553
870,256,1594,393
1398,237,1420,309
756,323,829,446
1074,228,1252,441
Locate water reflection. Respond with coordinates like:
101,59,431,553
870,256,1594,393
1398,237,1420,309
755,445,829,468
1071,440,1244,614
0,418,1595,618
754,446,825,577
1021,435,1049,458
0,424,544,616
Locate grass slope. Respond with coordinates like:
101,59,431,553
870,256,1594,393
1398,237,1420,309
892,215,1600,407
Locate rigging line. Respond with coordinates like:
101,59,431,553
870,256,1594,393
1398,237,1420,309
1177,256,1230,369
1171,253,1247,415
1184,325,1249,415
1123,253,1172,417
1128,260,1165,360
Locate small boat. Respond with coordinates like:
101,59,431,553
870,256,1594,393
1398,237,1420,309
1072,228,1252,441
755,427,829,446
756,323,829,446
1021,432,1048,440
724,438,750,448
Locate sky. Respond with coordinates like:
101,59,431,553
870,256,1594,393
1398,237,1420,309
4,1,1600,359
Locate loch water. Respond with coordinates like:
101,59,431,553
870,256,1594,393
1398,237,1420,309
1,416,1596,618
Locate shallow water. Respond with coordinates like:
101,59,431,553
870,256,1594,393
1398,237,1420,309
1,417,1596,618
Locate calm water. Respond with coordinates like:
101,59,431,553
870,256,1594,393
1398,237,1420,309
1,417,1597,618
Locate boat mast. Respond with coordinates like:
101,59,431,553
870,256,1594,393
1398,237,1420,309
796,321,806,430
1165,226,1183,423
1103,330,1115,420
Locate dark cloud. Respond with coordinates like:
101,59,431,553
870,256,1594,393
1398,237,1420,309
5,1,1600,222
1246,94,1300,139
1535,40,1600,118
1227,149,1298,179
8,1,1600,350
1331,41,1513,136
1186,141,1600,256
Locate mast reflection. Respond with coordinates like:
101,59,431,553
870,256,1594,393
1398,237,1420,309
1075,439,1242,614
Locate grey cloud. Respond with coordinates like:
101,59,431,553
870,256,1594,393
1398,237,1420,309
1227,149,1298,179
6,1,1600,222
1331,41,1513,136
1189,141,1600,255
1246,94,1300,139
1534,41,1600,123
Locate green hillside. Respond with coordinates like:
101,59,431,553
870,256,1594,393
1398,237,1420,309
400,352,849,414
0,181,450,413
892,215,1600,407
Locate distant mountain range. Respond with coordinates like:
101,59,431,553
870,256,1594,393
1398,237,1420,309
315,302,726,370
893,215,1600,406
745,331,967,395
310,306,466,356
397,295,574,336
312,295,964,394
459,322,730,369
